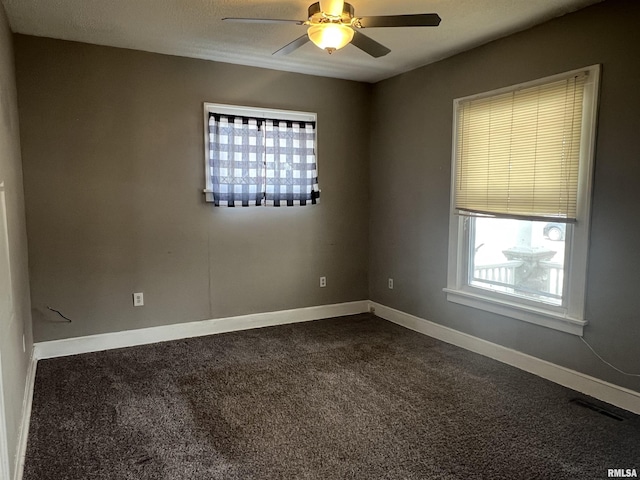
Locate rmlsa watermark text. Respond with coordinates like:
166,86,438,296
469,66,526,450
608,469,638,478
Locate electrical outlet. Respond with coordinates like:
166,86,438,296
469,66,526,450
388,278,394,289
320,276,327,288
133,292,144,307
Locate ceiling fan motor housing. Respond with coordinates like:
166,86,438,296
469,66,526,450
308,2,355,24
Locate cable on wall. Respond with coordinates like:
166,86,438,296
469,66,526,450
46,306,72,322
580,336,640,377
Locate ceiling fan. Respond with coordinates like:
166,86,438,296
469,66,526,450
222,0,441,58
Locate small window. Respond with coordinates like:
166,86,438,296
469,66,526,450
445,66,600,335
203,103,319,207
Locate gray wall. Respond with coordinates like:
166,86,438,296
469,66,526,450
12,0,640,398
15,36,371,342
0,3,33,478
369,0,640,392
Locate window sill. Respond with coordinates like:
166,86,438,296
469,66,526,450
443,288,586,336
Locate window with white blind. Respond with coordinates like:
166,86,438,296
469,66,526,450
203,103,319,207
445,66,600,335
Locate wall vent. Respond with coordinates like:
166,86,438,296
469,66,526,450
570,398,624,421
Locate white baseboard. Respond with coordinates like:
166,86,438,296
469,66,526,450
370,302,640,415
34,301,370,360
14,349,36,480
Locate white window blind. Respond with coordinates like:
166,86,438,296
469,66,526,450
454,72,589,222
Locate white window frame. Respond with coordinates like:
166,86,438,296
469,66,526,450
203,103,317,203
444,65,600,336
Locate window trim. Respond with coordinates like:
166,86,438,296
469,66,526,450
202,102,318,203
444,65,600,336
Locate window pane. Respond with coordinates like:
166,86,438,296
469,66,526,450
469,217,566,306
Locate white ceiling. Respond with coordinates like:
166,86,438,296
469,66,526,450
2,0,603,83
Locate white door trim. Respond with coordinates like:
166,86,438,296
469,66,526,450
0,351,11,480
14,351,36,480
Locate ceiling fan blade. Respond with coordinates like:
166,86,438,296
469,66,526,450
273,34,310,56
357,13,441,28
222,17,306,25
350,30,390,58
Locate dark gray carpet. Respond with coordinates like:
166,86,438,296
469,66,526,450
24,314,640,479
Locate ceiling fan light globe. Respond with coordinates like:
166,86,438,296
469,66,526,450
308,24,354,53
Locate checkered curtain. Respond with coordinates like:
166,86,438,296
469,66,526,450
208,114,264,206
264,119,319,206
208,113,319,207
